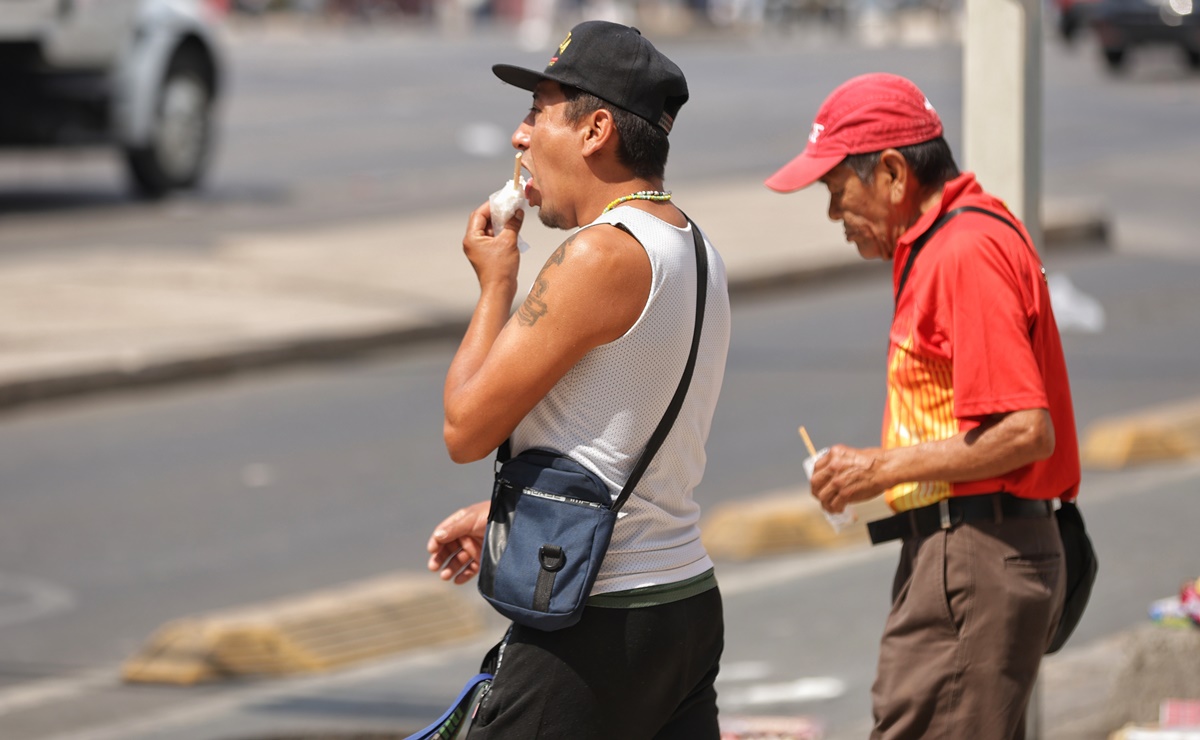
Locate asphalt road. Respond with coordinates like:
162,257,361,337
2,14,1200,740
2,242,1200,738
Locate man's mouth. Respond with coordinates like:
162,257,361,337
523,169,539,206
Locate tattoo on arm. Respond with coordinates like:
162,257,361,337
517,278,549,326
517,236,574,327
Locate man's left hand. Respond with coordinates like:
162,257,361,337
426,501,491,585
810,444,890,513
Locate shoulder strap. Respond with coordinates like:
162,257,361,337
499,215,709,514
895,205,1032,307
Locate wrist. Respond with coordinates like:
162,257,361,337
477,274,519,301
874,447,902,492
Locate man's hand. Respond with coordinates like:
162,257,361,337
463,201,524,291
810,444,891,513
426,501,491,585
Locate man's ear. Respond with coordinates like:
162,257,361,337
878,149,909,205
581,108,615,156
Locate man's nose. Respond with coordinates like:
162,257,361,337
511,123,531,151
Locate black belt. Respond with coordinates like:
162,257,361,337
867,492,1053,545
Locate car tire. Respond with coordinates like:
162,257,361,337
1103,47,1127,72
125,48,214,199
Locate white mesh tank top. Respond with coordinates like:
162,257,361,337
511,207,731,594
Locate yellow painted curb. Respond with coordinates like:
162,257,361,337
122,573,484,685
702,487,893,561
1081,398,1200,469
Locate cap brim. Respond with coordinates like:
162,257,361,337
493,64,551,92
764,151,846,193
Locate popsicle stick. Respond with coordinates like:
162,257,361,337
798,426,817,457
512,152,522,191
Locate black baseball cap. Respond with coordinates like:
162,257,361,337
492,21,689,135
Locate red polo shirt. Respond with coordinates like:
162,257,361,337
882,173,1080,512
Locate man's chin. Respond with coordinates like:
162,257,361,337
854,242,881,261
538,208,570,231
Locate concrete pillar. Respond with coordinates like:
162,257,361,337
963,0,1043,247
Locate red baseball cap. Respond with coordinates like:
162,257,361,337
764,73,944,193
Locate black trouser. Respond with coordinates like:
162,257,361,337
468,586,724,740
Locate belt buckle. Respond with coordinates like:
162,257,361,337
939,499,952,530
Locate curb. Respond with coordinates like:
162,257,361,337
122,573,484,685
1080,397,1200,469
702,487,894,561
0,320,469,414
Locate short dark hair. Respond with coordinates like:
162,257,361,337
842,136,960,188
561,87,669,181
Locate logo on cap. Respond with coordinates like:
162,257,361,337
548,32,572,67
808,122,825,145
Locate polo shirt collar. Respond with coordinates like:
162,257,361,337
892,172,981,283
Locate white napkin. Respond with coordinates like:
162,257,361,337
489,177,531,254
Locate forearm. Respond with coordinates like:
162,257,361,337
878,408,1055,488
812,409,1055,513
443,281,518,461
444,278,517,406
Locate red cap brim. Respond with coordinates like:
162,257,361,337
764,151,846,193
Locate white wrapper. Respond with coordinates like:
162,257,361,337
803,447,858,533
489,177,531,254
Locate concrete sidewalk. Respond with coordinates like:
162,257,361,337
0,177,1108,412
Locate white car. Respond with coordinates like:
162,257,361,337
0,0,225,197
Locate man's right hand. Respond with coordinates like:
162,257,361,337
426,500,491,585
463,201,524,291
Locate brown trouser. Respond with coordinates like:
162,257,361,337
870,515,1065,740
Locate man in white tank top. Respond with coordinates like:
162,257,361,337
424,20,731,740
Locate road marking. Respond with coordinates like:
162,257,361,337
716,660,773,683
722,677,847,709
457,122,508,158
0,670,115,718
239,462,276,488
0,573,75,628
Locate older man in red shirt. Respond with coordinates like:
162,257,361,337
767,73,1080,739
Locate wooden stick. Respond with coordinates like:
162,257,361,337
798,426,817,457
512,152,522,190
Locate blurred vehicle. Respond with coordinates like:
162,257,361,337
0,0,226,197
1089,0,1200,72
1055,0,1101,41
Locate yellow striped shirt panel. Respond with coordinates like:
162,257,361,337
884,334,957,512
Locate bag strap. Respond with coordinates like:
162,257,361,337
498,215,709,514
895,205,1031,306
613,215,708,512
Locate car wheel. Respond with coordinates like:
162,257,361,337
1103,47,1127,72
125,49,214,199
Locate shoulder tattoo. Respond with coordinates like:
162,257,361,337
516,235,574,327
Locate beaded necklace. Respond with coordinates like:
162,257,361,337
602,190,672,214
